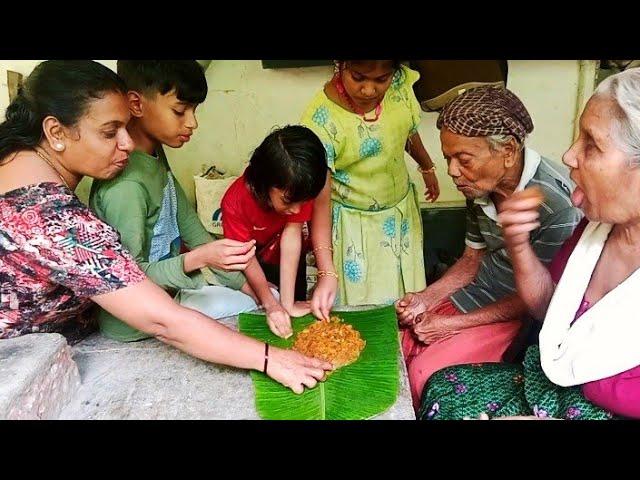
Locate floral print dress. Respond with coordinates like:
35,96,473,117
301,65,427,306
419,345,614,420
0,182,145,339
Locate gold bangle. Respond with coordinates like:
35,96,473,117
417,165,436,175
313,245,334,253
317,270,339,279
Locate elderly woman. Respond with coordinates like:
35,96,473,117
0,60,332,395
419,67,640,420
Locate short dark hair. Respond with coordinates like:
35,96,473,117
0,60,127,161
116,60,207,104
245,125,328,209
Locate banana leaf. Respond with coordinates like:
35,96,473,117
238,305,400,420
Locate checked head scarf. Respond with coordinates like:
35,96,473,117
437,85,534,142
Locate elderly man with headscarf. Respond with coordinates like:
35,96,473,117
395,85,583,409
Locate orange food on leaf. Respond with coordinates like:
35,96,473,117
292,315,366,368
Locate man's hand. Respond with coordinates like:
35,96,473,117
412,312,464,345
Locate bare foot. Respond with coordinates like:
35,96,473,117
395,292,428,326
286,301,312,318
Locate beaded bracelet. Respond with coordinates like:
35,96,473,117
313,245,334,253
317,270,339,279
417,164,437,175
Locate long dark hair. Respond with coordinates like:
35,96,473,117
245,125,328,209
0,60,127,162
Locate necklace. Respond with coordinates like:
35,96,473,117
34,148,70,189
332,74,382,122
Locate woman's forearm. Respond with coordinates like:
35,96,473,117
510,243,555,320
92,279,265,370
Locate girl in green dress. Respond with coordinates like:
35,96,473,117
301,60,439,306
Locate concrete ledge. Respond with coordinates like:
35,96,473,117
60,312,415,420
0,333,80,419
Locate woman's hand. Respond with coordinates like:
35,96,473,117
310,274,337,320
266,346,334,394
497,187,545,255
94,279,328,394
421,170,440,203
265,302,293,339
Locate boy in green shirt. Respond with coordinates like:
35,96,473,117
90,60,261,342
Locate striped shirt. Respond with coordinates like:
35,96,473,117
450,148,583,313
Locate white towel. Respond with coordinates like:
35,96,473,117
539,221,640,386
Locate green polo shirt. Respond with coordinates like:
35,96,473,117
450,148,583,313
89,148,245,341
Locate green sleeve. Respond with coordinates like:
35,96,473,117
94,180,201,291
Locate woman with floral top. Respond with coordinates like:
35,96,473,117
0,60,332,395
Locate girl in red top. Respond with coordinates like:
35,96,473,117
222,125,331,338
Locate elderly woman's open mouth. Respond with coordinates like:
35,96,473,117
571,182,586,209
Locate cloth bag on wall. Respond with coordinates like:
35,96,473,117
194,169,238,237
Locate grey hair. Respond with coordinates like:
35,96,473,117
593,67,640,166
486,134,525,153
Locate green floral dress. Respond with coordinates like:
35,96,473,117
419,346,615,420
301,65,427,306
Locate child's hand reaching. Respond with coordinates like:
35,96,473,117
311,275,337,320
265,302,293,339
421,169,440,203
285,301,312,318
191,238,256,272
